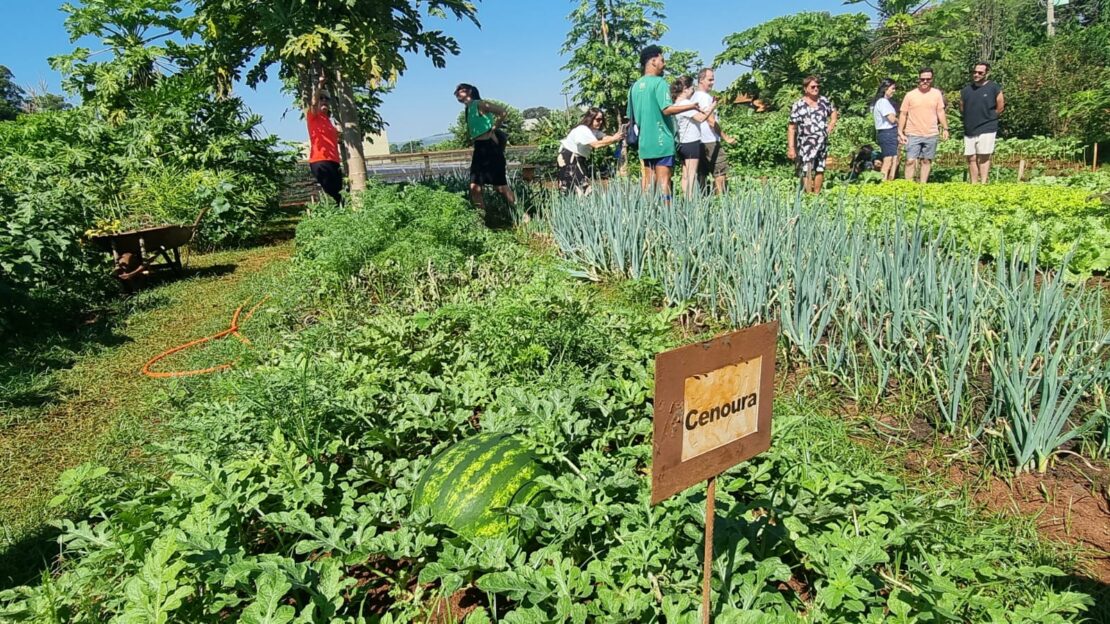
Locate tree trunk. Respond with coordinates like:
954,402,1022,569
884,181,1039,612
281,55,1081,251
331,70,368,195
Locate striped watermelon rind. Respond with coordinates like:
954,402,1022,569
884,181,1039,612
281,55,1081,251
412,433,551,539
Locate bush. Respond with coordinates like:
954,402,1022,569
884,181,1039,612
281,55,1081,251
0,98,294,330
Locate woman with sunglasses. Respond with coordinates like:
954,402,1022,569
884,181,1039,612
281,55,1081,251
787,75,838,194
556,108,624,195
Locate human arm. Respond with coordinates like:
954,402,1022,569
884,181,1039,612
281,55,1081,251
897,101,908,143
589,129,625,149
786,122,797,160
937,93,950,140
996,89,1005,115
712,114,737,144
308,74,327,113
663,101,698,116
827,107,839,135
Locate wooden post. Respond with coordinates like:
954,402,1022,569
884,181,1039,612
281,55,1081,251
1094,144,1100,172
702,476,716,624
1017,159,1026,182
423,154,432,176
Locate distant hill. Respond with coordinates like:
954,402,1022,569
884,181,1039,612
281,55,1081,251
391,133,453,152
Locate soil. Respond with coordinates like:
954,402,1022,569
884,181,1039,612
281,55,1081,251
901,444,1110,583
425,587,488,623
961,461,1110,582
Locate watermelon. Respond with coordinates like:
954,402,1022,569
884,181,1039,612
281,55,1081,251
412,433,550,539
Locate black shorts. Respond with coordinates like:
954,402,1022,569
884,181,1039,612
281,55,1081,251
876,128,898,159
677,141,702,161
310,160,344,205
470,138,508,186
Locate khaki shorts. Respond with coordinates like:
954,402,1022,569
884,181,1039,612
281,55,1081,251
964,132,996,156
699,141,729,178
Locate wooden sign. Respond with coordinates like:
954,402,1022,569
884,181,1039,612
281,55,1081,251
651,321,777,504
651,321,778,622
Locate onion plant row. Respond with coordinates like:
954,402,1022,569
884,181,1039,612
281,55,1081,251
544,181,1110,473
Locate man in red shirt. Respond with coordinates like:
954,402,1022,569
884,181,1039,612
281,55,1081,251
306,76,344,205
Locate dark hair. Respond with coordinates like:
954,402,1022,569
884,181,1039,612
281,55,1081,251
578,107,603,127
640,45,663,72
454,83,481,100
802,75,820,88
871,77,896,106
973,61,990,72
697,67,714,82
670,75,693,100
918,66,934,77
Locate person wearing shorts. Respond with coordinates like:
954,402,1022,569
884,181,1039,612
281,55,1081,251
787,75,838,194
871,78,900,181
692,68,737,194
454,83,516,214
959,62,1005,184
671,75,716,197
305,75,344,205
627,45,700,199
898,66,949,184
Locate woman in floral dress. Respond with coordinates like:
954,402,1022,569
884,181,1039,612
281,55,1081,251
786,75,839,194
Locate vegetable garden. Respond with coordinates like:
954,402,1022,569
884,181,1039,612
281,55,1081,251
2,179,1108,622
3,0,1110,621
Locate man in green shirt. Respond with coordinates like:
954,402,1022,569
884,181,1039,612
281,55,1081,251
627,45,701,198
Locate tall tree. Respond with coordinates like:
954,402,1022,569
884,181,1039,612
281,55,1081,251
715,12,872,110
560,0,698,125
49,0,189,122
192,0,478,194
0,65,26,120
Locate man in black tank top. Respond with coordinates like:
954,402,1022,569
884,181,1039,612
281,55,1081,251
959,62,1005,184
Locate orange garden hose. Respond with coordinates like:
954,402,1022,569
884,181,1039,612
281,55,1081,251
141,296,270,378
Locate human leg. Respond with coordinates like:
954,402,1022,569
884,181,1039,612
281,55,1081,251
977,154,992,183
967,155,980,183
919,160,932,184
880,156,895,180
682,158,699,196
310,160,344,205
469,182,485,209
904,159,917,181
655,164,673,197
813,172,825,194
964,135,979,183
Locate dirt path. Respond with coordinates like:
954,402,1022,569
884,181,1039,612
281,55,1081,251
0,239,294,559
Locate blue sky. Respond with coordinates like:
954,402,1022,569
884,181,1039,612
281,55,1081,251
1,1,871,144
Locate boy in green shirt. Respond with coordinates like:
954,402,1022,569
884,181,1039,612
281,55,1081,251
627,45,701,197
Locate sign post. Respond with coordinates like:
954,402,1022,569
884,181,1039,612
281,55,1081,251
652,321,778,622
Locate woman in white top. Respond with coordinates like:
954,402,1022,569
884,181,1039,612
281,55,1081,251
671,76,716,196
871,78,900,181
557,108,624,195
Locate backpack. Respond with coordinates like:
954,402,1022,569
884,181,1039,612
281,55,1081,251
625,85,640,149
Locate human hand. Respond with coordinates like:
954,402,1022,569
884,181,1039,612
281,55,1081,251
898,132,907,144
942,128,950,140
787,146,796,161
724,135,737,145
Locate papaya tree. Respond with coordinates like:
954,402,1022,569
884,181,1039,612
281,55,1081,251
191,0,478,194
560,0,699,125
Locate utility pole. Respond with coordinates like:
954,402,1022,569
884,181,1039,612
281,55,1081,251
1047,0,1055,37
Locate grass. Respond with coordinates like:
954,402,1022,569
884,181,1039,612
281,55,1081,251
0,216,297,586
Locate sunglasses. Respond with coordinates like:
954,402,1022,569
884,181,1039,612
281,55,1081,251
918,77,933,82
807,84,820,89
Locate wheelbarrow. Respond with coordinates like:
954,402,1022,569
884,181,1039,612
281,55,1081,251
89,207,208,287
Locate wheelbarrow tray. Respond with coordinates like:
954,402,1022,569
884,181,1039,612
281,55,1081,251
90,224,196,275
89,224,193,253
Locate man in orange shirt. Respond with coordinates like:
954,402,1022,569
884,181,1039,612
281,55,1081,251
306,75,344,205
898,67,950,184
